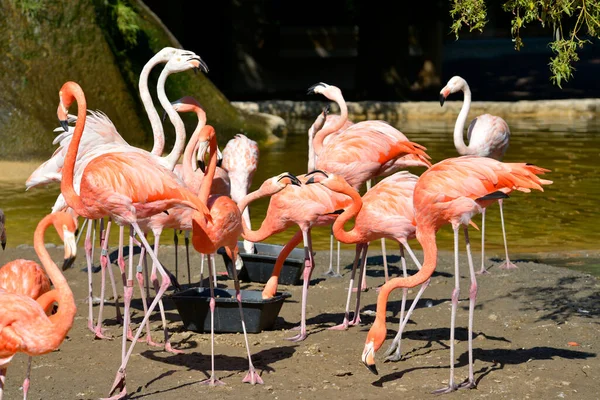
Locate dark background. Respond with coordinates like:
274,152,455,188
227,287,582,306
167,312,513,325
144,0,600,102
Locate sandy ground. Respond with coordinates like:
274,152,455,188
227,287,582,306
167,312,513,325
1,243,598,400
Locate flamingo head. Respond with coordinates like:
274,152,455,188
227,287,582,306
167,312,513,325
171,96,203,113
309,105,330,135
52,211,78,270
439,75,467,106
57,82,80,131
259,173,302,194
305,170,353,194
361,318,387,375
307,82,344,103
164,51,209,74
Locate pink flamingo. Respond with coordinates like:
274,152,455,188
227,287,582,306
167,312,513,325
305,170,428,345
440,75,513,274
361,156,551,393
50,51,207,342
56,81,212,399
0,211,78,400
308,82,432,287
187,124,268,385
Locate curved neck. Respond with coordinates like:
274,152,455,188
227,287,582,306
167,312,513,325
307,125,315,172
331,187,363,244
60,85,87,214
453,83,471,155
237,187,282,242
157,70,186,171
313,97,348,155
372,226,437,343
198,134,218,204
139,53,167,156
182,109,207,184
34,214,76,340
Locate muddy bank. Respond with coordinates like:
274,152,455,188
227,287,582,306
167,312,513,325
0,242,598,399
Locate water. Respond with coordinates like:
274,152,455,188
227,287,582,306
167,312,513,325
1,118,599,275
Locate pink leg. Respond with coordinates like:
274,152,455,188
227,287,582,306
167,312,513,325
95,219,114,340
103,222,176,399
432,226,461,394
200,254,225,386
1,366,6,400
184,230,192,286
497,199,517,270
477,207,491,274
226,247,263,385
329,244,364,330
459,227,478,390
103,220,123,324
173,229,179,282
322,230,341,277
84,219,95,333
381,238,389,282
134,246,159,347
349,245,368,326
285,228,315,342
22,357,32,400
150,231,183,354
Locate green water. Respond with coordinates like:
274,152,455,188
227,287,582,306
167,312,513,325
1,118,599,274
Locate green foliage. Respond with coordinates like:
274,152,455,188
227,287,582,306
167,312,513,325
10,0,45,22
450,0,600,87
449,0,488,37
112,0,140,47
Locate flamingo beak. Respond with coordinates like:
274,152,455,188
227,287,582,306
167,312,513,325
362,341,378,375
62,228,77,271
1,241,5,250
60,120,70,132
439,93,446,107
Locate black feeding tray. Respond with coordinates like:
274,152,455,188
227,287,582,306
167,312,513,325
170,287,291,334
217,241,305,285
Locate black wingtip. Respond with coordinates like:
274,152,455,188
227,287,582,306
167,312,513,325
476,191,510,201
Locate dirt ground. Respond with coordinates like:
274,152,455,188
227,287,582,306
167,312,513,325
1,243,598,400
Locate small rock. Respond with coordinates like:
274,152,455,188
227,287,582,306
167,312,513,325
334,370,352,377
265,385,273,391
426,300,433,308
488,314,498,321
363,310,376,316
561,381,571,386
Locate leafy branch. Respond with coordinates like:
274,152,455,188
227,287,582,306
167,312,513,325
449,0,600,87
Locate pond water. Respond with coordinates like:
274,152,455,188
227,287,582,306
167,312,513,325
1,117,599,275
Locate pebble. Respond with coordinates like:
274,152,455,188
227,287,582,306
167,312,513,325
488,313,498,321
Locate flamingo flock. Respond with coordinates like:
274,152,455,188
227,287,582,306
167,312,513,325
0,44,554,399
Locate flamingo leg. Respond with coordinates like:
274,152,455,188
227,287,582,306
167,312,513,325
433,226,461,394
104,222,174,400
381,238,389,282
134,246,159,346
285,228,315,342
173,229,179,282
384,241,430,362
200,254,225,386
104,220,123,324
329,243,363,330
459,227,478,390
151,232,183,354
94,218,114,340
477,207,490,274
349,243,368,326
117,226,137,341
226,246,264,384
84,218,95,333
497,199,517,270
199,253,205,287
322,229,341,277
1,366,6,400
353,246,369,293
22,356,32,400
184,230,191,286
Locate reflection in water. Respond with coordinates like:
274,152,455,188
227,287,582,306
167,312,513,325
1,118,599,273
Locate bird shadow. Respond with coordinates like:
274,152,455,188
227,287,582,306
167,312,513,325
371,345,596,388
135,344,297,397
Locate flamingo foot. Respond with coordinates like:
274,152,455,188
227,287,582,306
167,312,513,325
144,335,161,347
384,351,404,362
498,260,518,270
200,377,225,386
352,287,368,293
87,319,95,333
328,321,349,331
383,341,404,361
101,369,127,400
94,326,114,340
164,342,184,354
22,377,30,399
432,383,458,394
349,315,361,326
284,331,307,342
126,329,145,343
476,267,491,275
322,269,342,278
459,379,477,390
242,369,264,385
